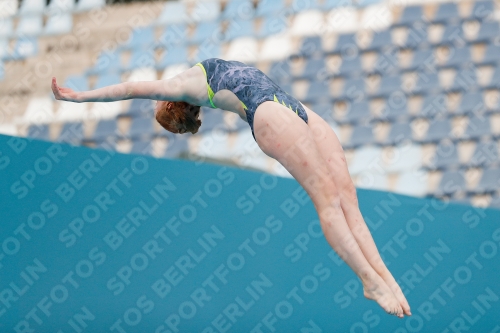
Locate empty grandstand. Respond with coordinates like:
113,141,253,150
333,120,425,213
1,0,499,208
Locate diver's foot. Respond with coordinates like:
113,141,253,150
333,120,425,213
363,273,404,318
380,270,412,316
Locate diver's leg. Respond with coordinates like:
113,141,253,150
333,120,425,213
302,105,411,316
253,101,403,318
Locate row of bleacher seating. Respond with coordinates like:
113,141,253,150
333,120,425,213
152,0,495,26
22,109,498,148
0,13,73,37
78,22,500,75
2,0,104,17
21,117,500,201
86,19,500,54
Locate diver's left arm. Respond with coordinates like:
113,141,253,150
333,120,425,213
51,77,185,103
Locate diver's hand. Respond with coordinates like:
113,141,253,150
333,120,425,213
52,77,81,102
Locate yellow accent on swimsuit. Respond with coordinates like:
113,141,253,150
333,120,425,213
196,62,247,111
196,63,217,109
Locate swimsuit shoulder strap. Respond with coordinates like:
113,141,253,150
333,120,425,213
195,62,217,109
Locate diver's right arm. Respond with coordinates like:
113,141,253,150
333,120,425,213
51,77,185,103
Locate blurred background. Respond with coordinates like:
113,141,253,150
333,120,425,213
1,0,499,208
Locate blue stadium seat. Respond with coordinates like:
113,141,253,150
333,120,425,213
198,108,225,134
156,2,188,25
191,1,221,22
341,101,371,125
19,0,45,15
439,24,465,46
464,115,491,140
450,67,477,92
487,66,500,89
157,46,188,69
379,95,409,121
0,19,13,39
430,141,460,170
47,0,75,12
124,99,154,118
58,122,84,144
44,13,72,36
130,141,153,155
323,0,353,10
16,15,43,36
475,169,500,193
375,75,402,97
121,27,155,50
409,49,435,71
371,51,399,76
310,102,335,124
64,75,89,92
87,50,121,74
229,116,248,132
469,1,494,21
191,43,221,63
164,135,189,158
456,92,485,116
126,49,155,70
90,119,119,141
75,0,105,12
491,195,500,208
444,47,471,68
301,58,328,80
27,124,50,140
338,56,362,77
342,78,365,101
385,122,412,145
330,33,357,55
190,21,223,44
222,0,254,20
256,0,286,17
259,16,288,37
291,0,321,12
437,171,466,196
268,60,291,84
298,36,323,58
280,83,293,95
397,5,425,26
0,39,9,60
366,30,392,51
347,125,374,148
418,93,447,118
95,138,117,150
403,24,428,48
475,21,499,43
128,117,155,139
157,24,188,49
481,44,500,65
304,80,331,103
9,37,38,60
225,20,254,40
420,119,452,143
468,142,499,167
414,73,440,94
357,0,379,6
94,73,121,89
433,3,460,23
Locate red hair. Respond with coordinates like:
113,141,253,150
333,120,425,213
155,101,201,134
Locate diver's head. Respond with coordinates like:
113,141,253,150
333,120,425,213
155,101,201,134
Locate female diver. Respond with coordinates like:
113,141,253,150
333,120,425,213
51,57,411,318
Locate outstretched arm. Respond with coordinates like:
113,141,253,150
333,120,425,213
51,77,185,103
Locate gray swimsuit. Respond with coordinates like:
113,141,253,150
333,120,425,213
196,58,308,140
